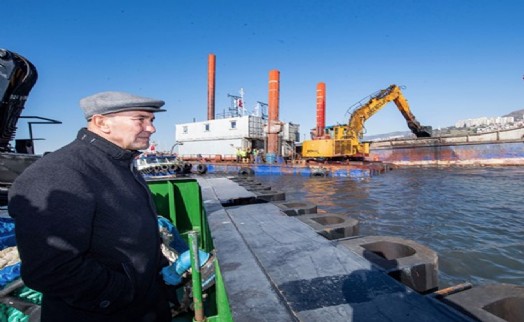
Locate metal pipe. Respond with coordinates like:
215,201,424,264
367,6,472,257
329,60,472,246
316,82,326,138
267,70,280,157
188,231,205,321
430,282,473,299
207,53,216,120
268,70,280,122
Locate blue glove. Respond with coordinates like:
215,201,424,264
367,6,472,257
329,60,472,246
157,216,189,253
174,250,210,275
157,216,173,231
161,250,211,286
161,265,183,286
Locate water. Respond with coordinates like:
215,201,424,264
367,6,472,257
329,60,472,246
254,167,524,288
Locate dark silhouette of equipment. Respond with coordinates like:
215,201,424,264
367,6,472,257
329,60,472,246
0,49,38,152
0,49,61,204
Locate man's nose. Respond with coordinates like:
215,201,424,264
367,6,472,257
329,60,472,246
146,123,156,133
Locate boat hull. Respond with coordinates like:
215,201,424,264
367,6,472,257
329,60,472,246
369,128,524,166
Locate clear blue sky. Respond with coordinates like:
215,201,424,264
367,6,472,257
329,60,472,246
3,0,523,153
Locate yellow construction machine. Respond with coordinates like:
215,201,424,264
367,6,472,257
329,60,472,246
302,84,431,161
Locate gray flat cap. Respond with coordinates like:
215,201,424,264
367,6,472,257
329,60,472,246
80,91,166,120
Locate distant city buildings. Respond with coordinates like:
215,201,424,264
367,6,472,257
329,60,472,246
365,113,524,141
455,115,524,133
455,116,516,128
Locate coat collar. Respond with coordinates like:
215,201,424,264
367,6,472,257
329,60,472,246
77,128,141,161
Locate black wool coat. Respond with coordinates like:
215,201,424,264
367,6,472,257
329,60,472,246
8,128,171,322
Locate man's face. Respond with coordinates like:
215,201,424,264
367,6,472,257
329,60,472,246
102,110,157,150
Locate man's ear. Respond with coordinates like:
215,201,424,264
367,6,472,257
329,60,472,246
90,114,111,133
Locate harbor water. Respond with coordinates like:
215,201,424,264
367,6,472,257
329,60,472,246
254,166,524,288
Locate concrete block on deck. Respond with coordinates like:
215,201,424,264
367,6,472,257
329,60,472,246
337,235,439,294
442,283,524,322
273,200,317,216
297,213,359,240
253,190,286,202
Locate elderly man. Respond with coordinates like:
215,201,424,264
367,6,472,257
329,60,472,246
8,91,174,322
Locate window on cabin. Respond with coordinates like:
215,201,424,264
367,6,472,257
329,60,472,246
230,121,236,129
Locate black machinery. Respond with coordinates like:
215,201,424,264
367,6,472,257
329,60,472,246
0,49,50,204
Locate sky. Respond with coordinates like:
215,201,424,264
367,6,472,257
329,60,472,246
3,0,523,154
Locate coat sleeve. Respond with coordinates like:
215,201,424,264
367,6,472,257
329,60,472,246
8,165,135,313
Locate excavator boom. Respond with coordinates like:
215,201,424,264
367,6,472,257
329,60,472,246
346,85,431,141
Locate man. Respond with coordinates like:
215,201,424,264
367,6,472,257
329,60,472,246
8,91,173,322
235,147,242,163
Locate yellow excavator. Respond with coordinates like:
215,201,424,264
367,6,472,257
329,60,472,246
302,84,432,161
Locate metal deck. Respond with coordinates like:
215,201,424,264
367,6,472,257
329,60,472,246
197,177,474,321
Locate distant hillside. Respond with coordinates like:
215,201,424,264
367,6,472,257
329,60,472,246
503,109,524,120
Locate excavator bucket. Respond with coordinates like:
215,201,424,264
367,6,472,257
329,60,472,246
408,122,432,138
417,126,433,138
0,49,38,153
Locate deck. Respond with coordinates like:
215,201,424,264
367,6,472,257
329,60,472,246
196,177,474,321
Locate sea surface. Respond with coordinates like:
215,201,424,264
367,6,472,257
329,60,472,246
254,166,524,288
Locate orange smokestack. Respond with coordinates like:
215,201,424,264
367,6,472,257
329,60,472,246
268,70,280,121
267,70,280,156
316,82,326,138
207,53,216,120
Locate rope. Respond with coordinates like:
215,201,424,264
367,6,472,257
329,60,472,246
0,287,41,322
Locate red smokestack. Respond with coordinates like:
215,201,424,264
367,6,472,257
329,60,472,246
207,53,216,120
268,70,280,121
267,70,280,156
316,82,326,138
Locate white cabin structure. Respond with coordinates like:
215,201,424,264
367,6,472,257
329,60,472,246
175,115,300,161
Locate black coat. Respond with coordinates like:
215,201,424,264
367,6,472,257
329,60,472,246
8,129,171,322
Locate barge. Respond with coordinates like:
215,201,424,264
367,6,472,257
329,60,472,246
369,127,524,166
195,162,391,178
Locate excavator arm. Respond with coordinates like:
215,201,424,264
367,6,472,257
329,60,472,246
345,84,431,141
390,86,432,137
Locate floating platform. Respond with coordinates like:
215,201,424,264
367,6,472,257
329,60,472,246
199,161,392,178
197,176,480,321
